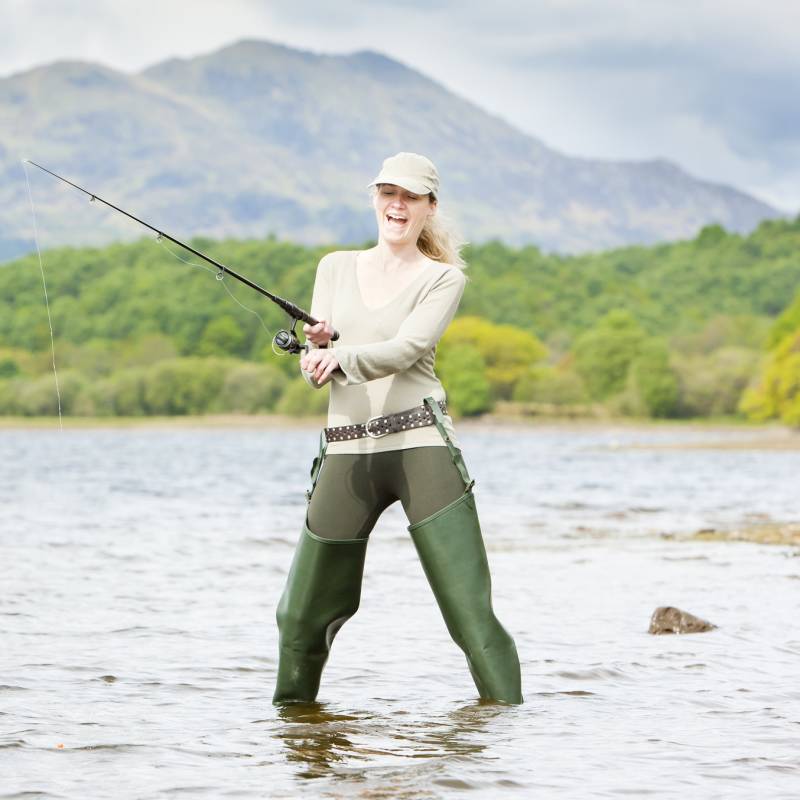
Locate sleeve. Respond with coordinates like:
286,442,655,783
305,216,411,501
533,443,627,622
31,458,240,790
300,254,335,390
330,267,466,386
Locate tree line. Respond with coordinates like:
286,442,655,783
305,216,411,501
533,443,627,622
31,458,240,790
1,216,799,422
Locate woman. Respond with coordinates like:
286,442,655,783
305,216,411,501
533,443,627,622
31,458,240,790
273,152,522,705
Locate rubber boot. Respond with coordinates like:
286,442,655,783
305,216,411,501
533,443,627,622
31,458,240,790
273,523,368,703
408,491,523,704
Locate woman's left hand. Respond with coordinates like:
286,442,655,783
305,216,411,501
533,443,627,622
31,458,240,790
300,348,340,385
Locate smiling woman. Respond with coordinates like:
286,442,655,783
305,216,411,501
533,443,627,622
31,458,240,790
273,152,523,707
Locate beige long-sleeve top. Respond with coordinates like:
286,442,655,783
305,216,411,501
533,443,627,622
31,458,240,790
301,249,466,454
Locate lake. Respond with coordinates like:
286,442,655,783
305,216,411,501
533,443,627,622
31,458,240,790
1,421,799,798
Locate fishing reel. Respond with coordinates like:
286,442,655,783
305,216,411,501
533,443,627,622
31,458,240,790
273,320,306,355
274,317,338,354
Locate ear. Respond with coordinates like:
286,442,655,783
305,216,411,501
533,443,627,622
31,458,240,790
428,197,438,217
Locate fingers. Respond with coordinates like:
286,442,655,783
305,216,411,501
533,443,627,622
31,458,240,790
302,351,321,371
313,352,332,382
317,355,339,384
300,348,338,384
299,348,320,371
303,319,334,347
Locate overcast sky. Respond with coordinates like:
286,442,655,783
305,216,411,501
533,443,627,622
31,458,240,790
5,0,799,211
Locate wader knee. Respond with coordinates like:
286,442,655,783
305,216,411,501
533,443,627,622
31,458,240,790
273,523,368,704
408,491,523,705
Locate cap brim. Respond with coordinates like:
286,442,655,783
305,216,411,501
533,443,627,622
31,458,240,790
368,175,432,195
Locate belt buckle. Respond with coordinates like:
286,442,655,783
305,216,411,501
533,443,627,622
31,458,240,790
366,414,390,439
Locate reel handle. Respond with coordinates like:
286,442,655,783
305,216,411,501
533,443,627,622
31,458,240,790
273,318,338,355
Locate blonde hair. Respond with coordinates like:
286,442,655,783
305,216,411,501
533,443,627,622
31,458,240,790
418,202,467,270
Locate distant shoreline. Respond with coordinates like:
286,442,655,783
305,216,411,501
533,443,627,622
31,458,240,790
1,413,798,448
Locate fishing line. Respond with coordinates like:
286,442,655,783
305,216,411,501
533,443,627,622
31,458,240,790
21,160,63,430
21,159,323,373
154,236,289,357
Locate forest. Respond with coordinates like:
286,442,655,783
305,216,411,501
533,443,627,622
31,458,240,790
1,216,799,424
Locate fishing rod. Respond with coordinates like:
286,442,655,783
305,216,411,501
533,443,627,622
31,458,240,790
23,159,338,354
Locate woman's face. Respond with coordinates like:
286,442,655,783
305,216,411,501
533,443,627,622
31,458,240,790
373,184,436,246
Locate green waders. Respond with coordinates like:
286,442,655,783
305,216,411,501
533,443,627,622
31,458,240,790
408,398,522,705
273,432,368,704
273,524,368,703
273,398,522,705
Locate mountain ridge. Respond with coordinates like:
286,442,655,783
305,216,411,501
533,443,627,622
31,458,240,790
1,38,781,261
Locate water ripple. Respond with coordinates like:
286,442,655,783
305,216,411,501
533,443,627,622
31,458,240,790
1,425,798,799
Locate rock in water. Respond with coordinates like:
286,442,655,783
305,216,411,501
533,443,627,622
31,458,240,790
648,606,717,634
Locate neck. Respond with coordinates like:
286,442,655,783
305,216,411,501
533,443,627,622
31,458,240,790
374,240,423,269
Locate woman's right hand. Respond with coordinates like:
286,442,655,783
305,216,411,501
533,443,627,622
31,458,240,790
303,319,335,347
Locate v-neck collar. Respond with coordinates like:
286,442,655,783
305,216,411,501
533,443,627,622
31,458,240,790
352,250,432,312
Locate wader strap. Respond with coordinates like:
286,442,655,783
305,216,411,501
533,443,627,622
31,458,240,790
423,396,474,492
306,430,328,503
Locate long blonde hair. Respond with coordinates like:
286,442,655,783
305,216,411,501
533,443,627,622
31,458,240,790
418,201,467,270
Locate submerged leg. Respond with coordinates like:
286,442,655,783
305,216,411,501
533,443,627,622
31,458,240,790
408,490,523,704
273,523,368,703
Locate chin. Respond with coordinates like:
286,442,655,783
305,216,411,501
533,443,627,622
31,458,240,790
383,225,418,243
381,229,405,244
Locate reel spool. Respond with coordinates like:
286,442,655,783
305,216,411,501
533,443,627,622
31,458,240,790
273,321,305,354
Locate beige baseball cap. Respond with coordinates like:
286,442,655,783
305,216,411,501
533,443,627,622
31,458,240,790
368,152,440,197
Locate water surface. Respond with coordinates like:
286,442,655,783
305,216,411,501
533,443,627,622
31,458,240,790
2,423,799,798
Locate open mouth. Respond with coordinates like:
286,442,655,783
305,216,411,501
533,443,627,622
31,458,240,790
386,214,408,227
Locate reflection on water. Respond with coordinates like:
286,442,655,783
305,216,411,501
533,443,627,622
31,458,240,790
274,700,503,783
275,704,365,778
1,423,799,798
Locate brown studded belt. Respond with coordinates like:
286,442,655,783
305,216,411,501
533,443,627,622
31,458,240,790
324,400,448,443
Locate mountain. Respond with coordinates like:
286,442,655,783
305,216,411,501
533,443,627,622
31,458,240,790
0,39,782,261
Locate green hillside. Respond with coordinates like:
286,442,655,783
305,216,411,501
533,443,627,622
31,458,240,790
1,216,799,420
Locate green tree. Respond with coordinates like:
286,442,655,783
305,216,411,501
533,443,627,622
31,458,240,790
767,291,800,348
143,358,231,415
573,310,647,400
626,338,679,417
512,364,588,406
0,358,19,378
217,363,288,412
15,370,85,416
695,224,728,248
196,316,247,357
436,344,492,416
740,329,800,426
439,316,546,400
93,368,149,416
119,334,178,368
673,347,762,417
0,379,20,414
276,378,330,416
